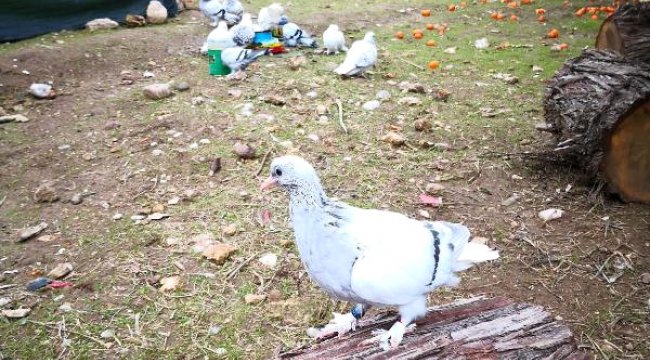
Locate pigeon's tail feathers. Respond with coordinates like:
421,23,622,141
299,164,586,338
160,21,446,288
453,240,499,272
334,61,356,75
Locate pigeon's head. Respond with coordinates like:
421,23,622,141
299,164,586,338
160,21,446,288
327,24,340,32
260,155,321,193
364,32,376,44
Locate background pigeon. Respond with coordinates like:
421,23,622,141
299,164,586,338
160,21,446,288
222,0,244,26
282,22,317,48
334,31,377,76
199,0,225,27
261,156,499,350
201,21,236,53
230,13,254,46
257,3,286,31
323,24,347,55
221,47,269,74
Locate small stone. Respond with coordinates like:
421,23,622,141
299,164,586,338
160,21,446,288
232,142,256,159
434,142,451,151
143,71,155,78
192,96,206,106
85,18,119,31
152,149,164,156
316,104,328,115
259,253,278,268
143,83,172,100
425,183,445,195
173,82,190,91
112,213,123,220
244,294,266,305
639,273,650,284
376,90,391,101
208,325,222,335
202,243,237,264
47,263,73,279
146,0,168,24
167,196,181,205
34,183,59,203
362,100,380,111
100,329,115,339
501,194,520,206
2,308,30,318
29,83,56,99
18,222,48,242
417,209,430,219
58,303,73,312
165,237,180,246
538,208,564,222
131,214,146,221
70,193,83,205
0,114,29,123
159,276,181,292
0,298,11,307
222,223,238,236
37,234,58,242
147,212,169,220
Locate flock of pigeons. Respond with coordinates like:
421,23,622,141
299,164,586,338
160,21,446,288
196,0,500,352
198,0,378,77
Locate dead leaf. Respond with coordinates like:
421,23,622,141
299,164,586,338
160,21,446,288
414,118,432,132
380,131,406,146
398,96,422,106
202,243,236,264
261,94,286,106
419,194,443,207
244,294,266,304
159,276,181,292
398,82,425,94
233,142,257,159
288,56,307,71
222,223,238,236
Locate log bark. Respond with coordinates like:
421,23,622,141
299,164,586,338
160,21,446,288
277,297,590,360
542,49,650,203
596,3,650,66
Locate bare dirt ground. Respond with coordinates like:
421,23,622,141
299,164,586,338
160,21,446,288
1,1,649,359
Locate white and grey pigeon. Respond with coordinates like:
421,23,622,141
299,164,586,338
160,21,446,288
282,22,318,48
229,13,254,47
199,0,225,26
323,24,348,55
334,31,377,77
257,3,287,31
222,0,244,26
261,156,499,351
221,47,269,74
201,20,236,53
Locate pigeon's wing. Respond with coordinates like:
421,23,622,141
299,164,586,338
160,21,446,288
353,42,377,68
231,25,253,46
222,48,268,71
334,41,375,75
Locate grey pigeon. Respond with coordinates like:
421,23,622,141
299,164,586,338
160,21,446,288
222,0,244,26
199,0,225,27
230,13,254,47
334,31,377,77
221,47,269,73
282,22,318,48
261,156,499,350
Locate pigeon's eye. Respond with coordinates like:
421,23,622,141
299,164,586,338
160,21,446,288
274,168,283,177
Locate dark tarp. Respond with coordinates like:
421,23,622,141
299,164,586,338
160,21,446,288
0,0,179,42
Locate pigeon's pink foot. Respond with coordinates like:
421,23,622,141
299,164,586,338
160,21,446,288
360,321,416,351
307,312,357,339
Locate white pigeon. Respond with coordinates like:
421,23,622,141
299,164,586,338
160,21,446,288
230,13,254,47
221,47,269,74
323,24,348,55
223,0,244,26
261,156,499,351
257,3,287,31
201,21,236,53
282,22,318,48
199,0,225,26
334,31,377,77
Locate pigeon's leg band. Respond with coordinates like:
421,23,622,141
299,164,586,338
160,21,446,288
351,303,369,320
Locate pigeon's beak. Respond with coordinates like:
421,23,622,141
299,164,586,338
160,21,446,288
260,176,278,191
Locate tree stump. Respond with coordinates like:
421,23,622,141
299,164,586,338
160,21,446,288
277,297,589,360
596,3,650,66
542,49,650,203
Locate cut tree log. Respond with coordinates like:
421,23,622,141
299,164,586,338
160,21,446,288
277,297,589,360
596,3,650,66
542,49,650,203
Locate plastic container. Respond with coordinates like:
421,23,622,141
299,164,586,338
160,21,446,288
207,49,230,76
254,31,274,46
